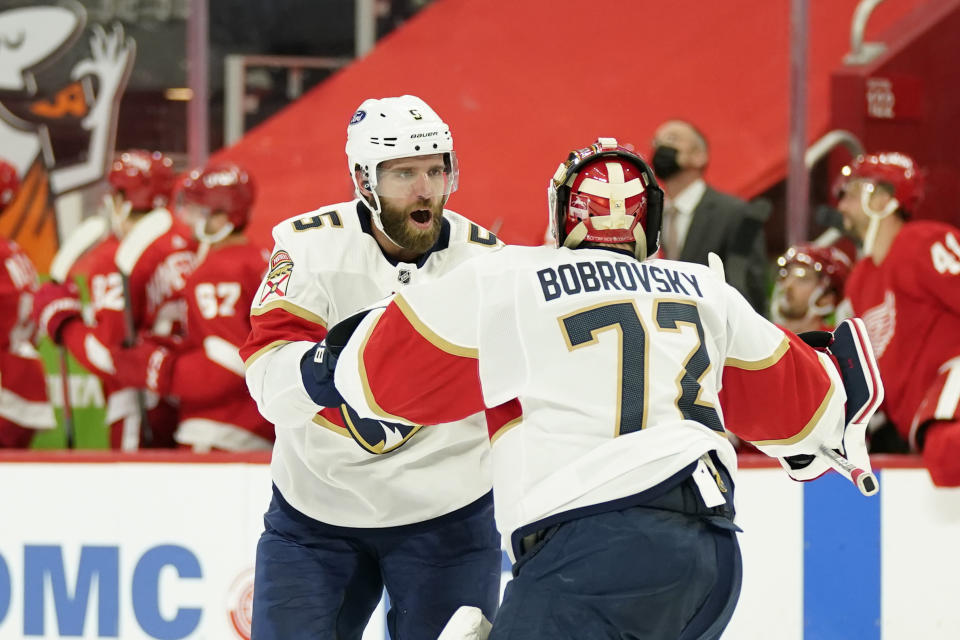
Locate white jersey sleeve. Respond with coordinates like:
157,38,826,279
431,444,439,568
241,209,341,428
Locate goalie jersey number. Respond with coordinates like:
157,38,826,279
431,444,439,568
559,299,722,436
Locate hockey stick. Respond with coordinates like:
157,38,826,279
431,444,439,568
49,216,110,284
818,445,878,496
114,209,174,449
48,216,110,448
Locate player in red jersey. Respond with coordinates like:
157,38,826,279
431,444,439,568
770,243,852,333
836,151,960,486
0,235,56,446
33,150,197,449
111,162,273,451
1,160,54,446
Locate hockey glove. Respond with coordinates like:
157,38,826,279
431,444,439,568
33,281,82,345
300,340,345,408
113,340,175,395
782,318,882,481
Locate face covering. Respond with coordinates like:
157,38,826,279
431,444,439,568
652,145,682,180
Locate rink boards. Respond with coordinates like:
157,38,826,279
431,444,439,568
0,454,957,639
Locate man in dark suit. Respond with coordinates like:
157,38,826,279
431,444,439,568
651,119,769,313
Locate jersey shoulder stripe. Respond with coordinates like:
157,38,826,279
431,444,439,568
443,210,503,249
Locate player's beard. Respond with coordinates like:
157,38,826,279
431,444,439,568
776,289,811,320
777,300,808,320
379,197,444,254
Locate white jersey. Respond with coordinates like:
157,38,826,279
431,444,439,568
242,200,503,527
334,245,847,558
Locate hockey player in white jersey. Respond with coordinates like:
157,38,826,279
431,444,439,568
241,95,503,640
320,138,881,639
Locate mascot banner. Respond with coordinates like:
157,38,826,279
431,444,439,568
0,0,134,271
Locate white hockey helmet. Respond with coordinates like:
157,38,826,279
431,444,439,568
345,95,458,230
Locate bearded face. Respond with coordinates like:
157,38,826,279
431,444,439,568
377,191,445,254
775,266,820,319
374,154,449,253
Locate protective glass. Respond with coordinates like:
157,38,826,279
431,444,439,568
373,152,459,199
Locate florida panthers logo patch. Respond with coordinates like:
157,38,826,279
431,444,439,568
341,403,422,454
260,249,294,303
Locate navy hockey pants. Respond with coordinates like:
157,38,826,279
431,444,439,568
251,485,501,640
490,507,742,640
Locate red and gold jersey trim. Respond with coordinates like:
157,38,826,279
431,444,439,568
243,340,290,369
394,295,478,359
251,300,327,326
750,377,837,446
724,336,790,370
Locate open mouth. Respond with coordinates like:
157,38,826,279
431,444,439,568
409,209,433,229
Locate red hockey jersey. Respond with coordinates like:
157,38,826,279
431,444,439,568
167,238,273,449
843,221,960,445
0,239,55,443
62,213,197,448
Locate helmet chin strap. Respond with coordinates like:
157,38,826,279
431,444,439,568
194,218,234,264
769,283,792,325
859,184,900,256
354,170,395,243
194,218,234,245
106,194,132,237
806,282,835,318
769,281,833,325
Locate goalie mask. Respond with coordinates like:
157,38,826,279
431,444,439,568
345,95,458,247
548,138,663,260
176,162,256,244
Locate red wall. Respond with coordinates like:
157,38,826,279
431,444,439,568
830,0,960,225
216,0,927,248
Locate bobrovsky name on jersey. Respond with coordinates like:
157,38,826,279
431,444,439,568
0,543,202,639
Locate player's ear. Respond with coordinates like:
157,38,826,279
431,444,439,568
355,168,373,196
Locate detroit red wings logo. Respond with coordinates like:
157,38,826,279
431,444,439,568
861,290,896,358
260,249,294,303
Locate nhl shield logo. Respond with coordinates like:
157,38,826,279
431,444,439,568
398,269,411,284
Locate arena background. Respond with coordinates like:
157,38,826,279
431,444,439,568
2,1,960,638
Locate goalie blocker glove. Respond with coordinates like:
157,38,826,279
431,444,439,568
784,318,883,481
